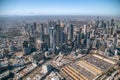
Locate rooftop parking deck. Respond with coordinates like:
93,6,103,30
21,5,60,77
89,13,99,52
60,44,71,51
60,54,116,80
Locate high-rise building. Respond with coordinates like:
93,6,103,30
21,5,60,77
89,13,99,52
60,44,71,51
106,21,109,29
40,24,44,41
32,23,37,37
55,24,60,48
62,31,67,44
22,41,31,54
75,31,80,47
44,34,50,50
110,19,114,26
114,49,118,56
57,21,65,49
29,37,36,52
96,16,99,28
49,26,56,50
87,39,91,48
92,39,97,48
83,25,87,36
86,31,90,39
68,23,74,42
91,30,95,38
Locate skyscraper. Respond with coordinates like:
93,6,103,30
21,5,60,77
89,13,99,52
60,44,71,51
106,21,109,29
23,40,31,54
96,16,99,28
49,26,56,50
110,19,114,26
59,26,64,48
55,24,60,48
75,31,80,47
68,24,74,42
84,25,87,34
40,24,44,42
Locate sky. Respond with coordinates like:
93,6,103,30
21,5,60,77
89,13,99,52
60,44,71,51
0,0,120,16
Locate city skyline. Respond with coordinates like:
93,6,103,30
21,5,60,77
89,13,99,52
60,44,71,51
0,0,120,16
0,1,120,79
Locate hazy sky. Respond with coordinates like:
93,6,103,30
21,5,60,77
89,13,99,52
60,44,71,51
0,0,120,16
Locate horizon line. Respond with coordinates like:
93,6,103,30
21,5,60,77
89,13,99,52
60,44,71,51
0,14,120,17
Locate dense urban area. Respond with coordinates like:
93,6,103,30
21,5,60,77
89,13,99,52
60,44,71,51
0,16,120,80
